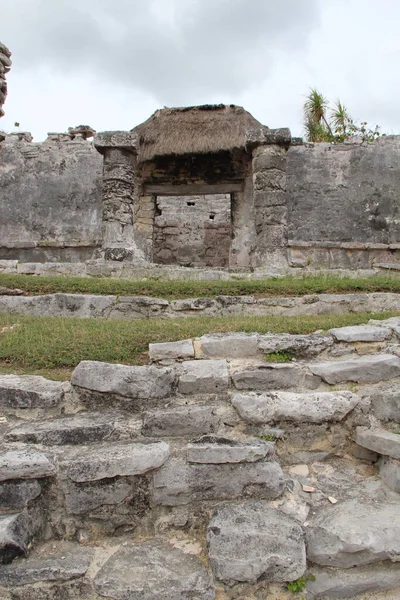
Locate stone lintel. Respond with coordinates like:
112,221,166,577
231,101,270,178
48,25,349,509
94,131,138,154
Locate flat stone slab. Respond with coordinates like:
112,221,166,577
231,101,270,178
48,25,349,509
142,405,219,437
149,339,194,361
207,502,306,585
307,563,400,600
194,333,259,358
258,333,333,356
232,390,358,423
5,412,133,446
306,499,400,567
329,325,392,342
0,510,43,565
0,449,56,481
0,481,42,511
187,435,274,464
61,442,169,482
94,539,215,600
231,363,304,390
178,360,229,394
0,375,64,409
71,361,175,398
379,456,400,493
309,354,400,384
356,428,400,459
0,545,94,586
371,386,400,421
153,457,285,505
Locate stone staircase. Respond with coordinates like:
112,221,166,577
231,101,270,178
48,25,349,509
0,320,400,598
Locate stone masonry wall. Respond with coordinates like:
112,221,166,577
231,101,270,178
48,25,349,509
153,194,231,267
0,42,11,119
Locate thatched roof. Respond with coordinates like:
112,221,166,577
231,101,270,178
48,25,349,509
131,104,269,162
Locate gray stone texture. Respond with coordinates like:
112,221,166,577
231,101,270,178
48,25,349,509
258,332,333,356
71,361,175,399
0,375,64,409
207,502,306,585
307,563,400,599
306,499,400,567
195,333,259,358
0,481,42,511
0,449,56,481
379,456,400,493
187,435,274,464
149,339,194,361
231,390,358,423
371,385,400,421
0,509,43,564
178,359,229,394
329,324,392,342
309,354,400,384
356,427,400,459
61,442,169,482
142,405,219,437
231,363,304,390
94,539,215,600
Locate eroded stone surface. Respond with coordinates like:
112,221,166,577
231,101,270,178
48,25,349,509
195,333,259,358
231,390,358,423
0,449,56,481
187,435,274,464
231,363,304,390
258,333,333,356
71,361,175,398
207,502,306,585
306,499,400,567
178,360,229,394
0,375,64,409
309,354,400,384
0,510,43,565
149,339,194,361
142,405,219,437
94,539,215,600
0,481,42,511
329,325,392,342
379,456,400,493
356,428,400,459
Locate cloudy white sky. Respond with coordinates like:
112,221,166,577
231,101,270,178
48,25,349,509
1,0,399,141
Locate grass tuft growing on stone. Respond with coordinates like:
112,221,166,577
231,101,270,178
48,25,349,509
0,310,398,380
1,272,400,299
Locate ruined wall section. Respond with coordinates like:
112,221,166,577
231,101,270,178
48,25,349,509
0,42,11,119
153,194,231,267
0,133,103,262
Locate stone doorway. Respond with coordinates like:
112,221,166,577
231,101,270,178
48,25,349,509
153,194,232,267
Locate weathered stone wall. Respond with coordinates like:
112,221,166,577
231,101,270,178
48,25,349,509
0,133,103,262
0,42,11,119
153,194,231,267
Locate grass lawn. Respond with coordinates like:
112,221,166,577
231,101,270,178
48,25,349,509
0,272,400,300
0,310,398,380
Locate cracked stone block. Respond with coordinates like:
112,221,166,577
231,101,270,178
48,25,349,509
207,502,306,585
0,481,42,511
0,509,44,565
178,360,229,394
309,354,400,384
231,390,358,423
0,449,56,482
94,539,215,600
306,499,400,567
60,441,169,482
231,363,304,390
0,375,64,409
194,333,259,359
258,333,333,357
187,435,274,464
356,428,400,459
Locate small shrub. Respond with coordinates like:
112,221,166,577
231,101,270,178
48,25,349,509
286,573,315,593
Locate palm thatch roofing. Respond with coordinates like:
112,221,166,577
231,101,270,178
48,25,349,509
131,104,269,162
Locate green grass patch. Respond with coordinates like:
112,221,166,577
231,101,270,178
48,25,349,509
264,351,293,363
1,272,400,300
0,310,398,379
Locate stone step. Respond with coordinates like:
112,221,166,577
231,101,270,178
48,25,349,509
356,427,400,459
309,353,400,384
5,411,141,446
0,375,65,410
328,324,393,342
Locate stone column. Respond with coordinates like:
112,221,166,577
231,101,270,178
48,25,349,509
95,131,146,262
252,144,289,268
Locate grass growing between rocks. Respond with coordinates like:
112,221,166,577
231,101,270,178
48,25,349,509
0,310,398,380
1,272,400,299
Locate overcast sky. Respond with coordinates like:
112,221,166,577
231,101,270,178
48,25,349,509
1,0,399,141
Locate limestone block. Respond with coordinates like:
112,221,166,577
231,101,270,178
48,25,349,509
258,332,333,357
379,456,400,493
61,442,169,482
149,339,194,361
152,457,285,505
71,361,175,399
94,540,215,600
0,375,64,409
231,390,358,424
207,502,306,585
178,360,229,394
253,190,287,207
309,354,400,384
187,435,274,464
0,260,18,273
307,563,400,600
231,363,304,391
0,510,44,565
329,324,392,342
0,481,42,512
194,333,259,358
0,450,56,482
371,386,400,421
0,545,94,586
356,427,400,459
51,293,116,317
306,499,400,567
142,405,219,437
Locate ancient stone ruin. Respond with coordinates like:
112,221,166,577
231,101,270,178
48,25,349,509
0,42,11,121
1,101,400,275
